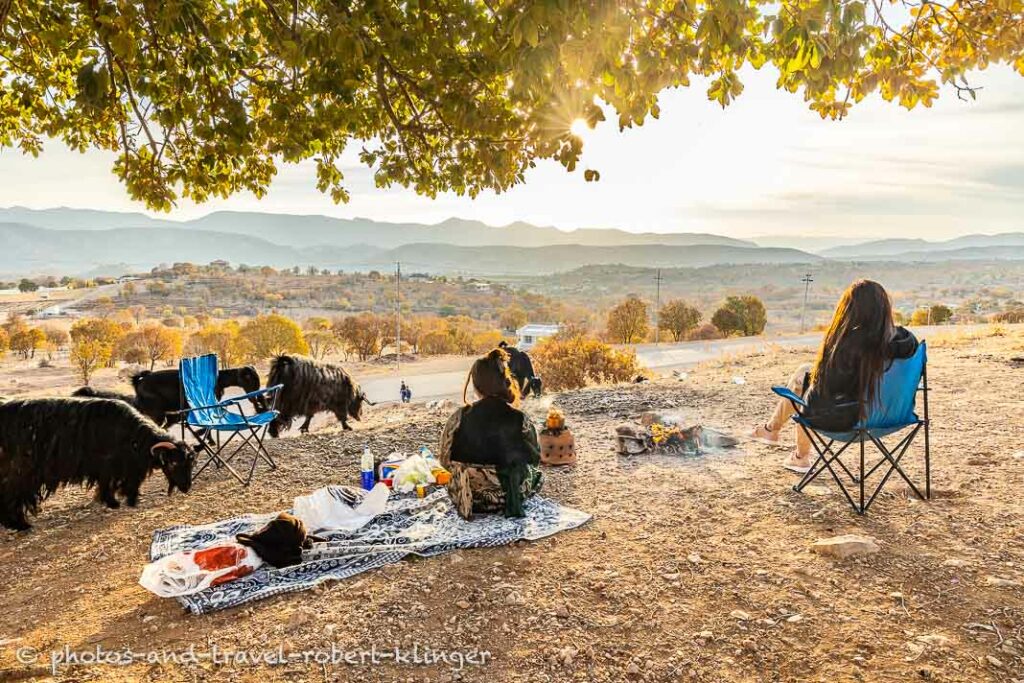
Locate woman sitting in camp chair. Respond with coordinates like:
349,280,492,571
438,348,544,520
751,279,919,473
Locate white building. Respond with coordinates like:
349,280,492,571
515,323,560,350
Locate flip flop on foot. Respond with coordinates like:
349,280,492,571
750,424,782,446
782,453,812,474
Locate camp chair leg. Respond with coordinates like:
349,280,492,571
866,427,926,501
859,437,865,514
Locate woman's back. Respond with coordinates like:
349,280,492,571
450,396,538,468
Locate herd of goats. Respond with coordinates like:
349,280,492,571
0,355,371,531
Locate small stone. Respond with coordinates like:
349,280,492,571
730,610,752,621
942,558,969,568
558,645,577,667
987,655,1004,668
662,572,681,581
505,592,525,606
786,614,804,623
915,634,952,647
455,600,471,610
984,576,1021,588
811,535,880,559
626,662,641,676
695,630,714,641
554,604,570,619
687,553,704,565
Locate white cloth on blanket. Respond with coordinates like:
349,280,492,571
293,482,390,533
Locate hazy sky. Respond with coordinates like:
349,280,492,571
1,65,1021,240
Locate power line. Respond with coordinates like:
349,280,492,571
799,272,814,333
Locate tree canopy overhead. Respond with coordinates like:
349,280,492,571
1,1,1021,210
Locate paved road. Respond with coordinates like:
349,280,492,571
359,334,824,404
359,323,957,404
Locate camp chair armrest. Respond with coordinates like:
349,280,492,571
227,384,283,403
771,386,807,408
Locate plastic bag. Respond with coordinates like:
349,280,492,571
390,454,436,493
293,483,389,533
139,542,263,598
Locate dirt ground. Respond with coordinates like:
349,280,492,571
1,328,1024,682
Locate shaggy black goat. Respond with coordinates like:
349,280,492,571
131,365,263,427
72,385,140,409
0,398,195,530
267,355,372,436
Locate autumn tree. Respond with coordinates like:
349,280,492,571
118,324,184,370
532,333,642,391
187,321,244,366
658,300,702,342
606,296,649,345
499,305,528,333
712,296,768,337
3,2,1019,210
70,338,112,386
0,328,8,358
304,330,338,360
9,327,44,358
333,313,386,362
240,314,308,361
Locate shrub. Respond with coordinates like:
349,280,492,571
991,308,1024,324
711,295,767,336
532,334,642,391
686,323,724,341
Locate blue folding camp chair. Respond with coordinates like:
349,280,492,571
174,354,283,486
772,342,930,514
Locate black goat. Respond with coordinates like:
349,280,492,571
499,343,543,398
0,398,194,530
131,365,263,427
72,386,140,410
267,355,372,436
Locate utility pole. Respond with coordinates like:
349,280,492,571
799,272,814,334
395,261,401,374
654,268,663,344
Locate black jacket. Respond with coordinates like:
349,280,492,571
450,397,540,468
804,326,919,431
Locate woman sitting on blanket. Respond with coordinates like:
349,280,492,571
438,348,544,520
752,279,919,473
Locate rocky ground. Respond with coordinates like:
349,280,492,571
1,327,1024,682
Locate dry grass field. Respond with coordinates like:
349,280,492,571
1,328,1023,682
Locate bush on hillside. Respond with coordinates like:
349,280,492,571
532,334,641,391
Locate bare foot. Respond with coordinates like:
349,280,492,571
750,424,781,446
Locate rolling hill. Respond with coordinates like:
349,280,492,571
0,206,755,250
0,222,819,277
821,233,1024,259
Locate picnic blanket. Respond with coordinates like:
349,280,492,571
149,487,591,614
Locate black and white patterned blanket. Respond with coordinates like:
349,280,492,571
149,487,591,614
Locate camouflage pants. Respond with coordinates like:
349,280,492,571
447,462,544,520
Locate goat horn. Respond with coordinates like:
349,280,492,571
151,441,176,455
361,396,376,406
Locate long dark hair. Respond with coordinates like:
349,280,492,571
462,348,519,405
810,279,896,418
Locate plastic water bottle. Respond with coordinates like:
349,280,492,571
360,446,375,491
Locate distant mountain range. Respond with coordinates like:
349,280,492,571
0,206,1021,277
819,234,1024,259
0,221,819,277
0,206,753,249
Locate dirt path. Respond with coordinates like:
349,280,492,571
1,329,1023,682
